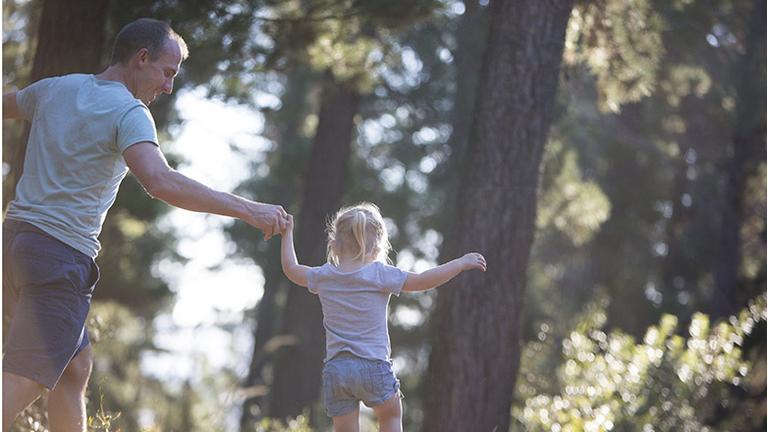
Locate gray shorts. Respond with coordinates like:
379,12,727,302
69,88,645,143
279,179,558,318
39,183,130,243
3,219,98,390
322,353,401,417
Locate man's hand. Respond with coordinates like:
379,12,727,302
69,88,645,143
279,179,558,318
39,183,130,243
245,202,289,240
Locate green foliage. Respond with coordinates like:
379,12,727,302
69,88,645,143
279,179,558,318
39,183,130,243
566,0,665,112
513,294,767,432
306,20,382,92
537,0,766,338
88,379,122,432
537,141,611,247
258,0,442,93
658,64,712,108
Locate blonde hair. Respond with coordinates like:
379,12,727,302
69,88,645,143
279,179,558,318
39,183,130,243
327,202,392,266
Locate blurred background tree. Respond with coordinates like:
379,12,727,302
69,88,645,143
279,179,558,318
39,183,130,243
2,0,764,431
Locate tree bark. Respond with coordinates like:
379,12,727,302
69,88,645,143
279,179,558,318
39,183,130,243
423,1,574,431
268,75,360,419
31,0,108,80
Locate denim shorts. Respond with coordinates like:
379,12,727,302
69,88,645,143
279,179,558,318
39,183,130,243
3,219,99,390
322,353,401,417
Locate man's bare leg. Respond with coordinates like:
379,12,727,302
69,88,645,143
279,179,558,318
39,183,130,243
48,345,93,432
3,372,44,431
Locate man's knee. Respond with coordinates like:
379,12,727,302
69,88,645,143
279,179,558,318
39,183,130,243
59,345,93,389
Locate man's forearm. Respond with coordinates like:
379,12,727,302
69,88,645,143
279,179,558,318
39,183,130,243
124,142,286,238
147,169,250,218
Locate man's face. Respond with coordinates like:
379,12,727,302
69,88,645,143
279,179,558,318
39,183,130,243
136,40,182,105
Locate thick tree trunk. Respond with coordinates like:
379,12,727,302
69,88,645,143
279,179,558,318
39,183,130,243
31,0,108,80
268,76,360,419
422,1,573,431
3,0,108,211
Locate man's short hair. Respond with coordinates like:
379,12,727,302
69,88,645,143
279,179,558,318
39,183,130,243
110,18,189,66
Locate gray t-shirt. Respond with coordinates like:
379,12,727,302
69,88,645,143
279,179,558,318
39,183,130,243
307,261,409,362
7,74,159,258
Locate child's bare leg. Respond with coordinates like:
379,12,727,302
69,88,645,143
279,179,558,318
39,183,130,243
372,393,402,432
333,406,360,432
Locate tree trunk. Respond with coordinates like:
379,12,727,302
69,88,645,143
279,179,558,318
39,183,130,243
3,0,108,211
422,1,573,431
713,0,766,319
239,68,313,430
268,75,360,419
31,0,108,80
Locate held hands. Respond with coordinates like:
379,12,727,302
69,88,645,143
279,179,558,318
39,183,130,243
459,252,487,272
248,202,290,241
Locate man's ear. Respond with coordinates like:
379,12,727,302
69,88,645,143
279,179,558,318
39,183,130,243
135,48,150,68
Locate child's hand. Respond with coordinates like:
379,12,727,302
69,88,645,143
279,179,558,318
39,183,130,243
284,214,295,234
460,252,486,272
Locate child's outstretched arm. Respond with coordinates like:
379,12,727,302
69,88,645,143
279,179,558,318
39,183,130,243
281,214,310,287
402,252,486,292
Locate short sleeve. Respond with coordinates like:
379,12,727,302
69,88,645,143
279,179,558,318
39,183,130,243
307,267,320,294
16,78,55,122
117,105,159,153
376,263,409,296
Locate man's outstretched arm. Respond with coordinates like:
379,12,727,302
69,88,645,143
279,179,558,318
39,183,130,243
123,142,288,240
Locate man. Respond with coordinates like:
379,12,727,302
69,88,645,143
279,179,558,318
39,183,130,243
2,18,288,431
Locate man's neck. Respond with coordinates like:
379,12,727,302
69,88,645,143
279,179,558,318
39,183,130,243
94,66,125,84
94,66,135,96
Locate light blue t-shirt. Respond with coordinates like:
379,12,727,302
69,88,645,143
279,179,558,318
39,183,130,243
307,261,409,362
7,74,159,258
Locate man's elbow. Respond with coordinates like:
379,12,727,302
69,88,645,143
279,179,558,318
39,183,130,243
138,172,174,202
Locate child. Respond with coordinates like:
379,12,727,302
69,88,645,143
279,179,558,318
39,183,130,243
280,202,486,432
